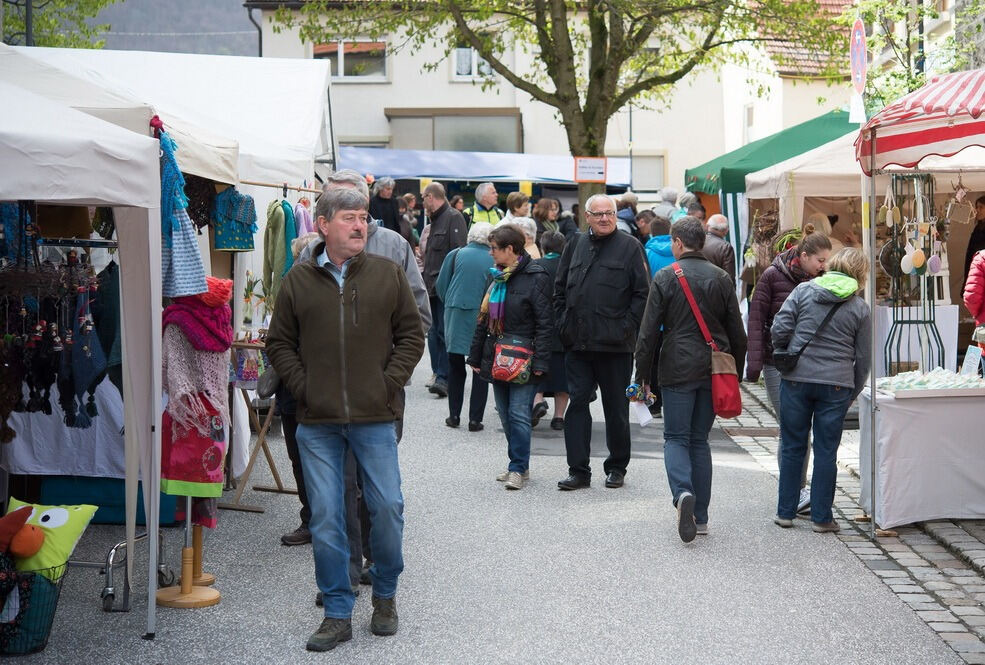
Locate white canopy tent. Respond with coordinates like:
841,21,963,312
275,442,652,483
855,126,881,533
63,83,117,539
745,132,985,231
0,44,238,186
16,47,337,476
0,81,163,637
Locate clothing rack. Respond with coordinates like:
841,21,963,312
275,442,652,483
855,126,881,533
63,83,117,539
238,179,322,197
37,237,119,249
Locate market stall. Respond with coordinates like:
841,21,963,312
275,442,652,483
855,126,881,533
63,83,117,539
683,110,859,291
856,68,985,531
0,81,163,635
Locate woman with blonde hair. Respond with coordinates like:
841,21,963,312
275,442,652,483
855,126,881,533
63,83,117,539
770,247,871,533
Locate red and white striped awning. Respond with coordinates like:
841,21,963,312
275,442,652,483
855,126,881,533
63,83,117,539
855,69,985,175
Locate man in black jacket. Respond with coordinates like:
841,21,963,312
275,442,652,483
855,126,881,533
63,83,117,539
554,194,650,491
422,182,468,397
635,216,746,543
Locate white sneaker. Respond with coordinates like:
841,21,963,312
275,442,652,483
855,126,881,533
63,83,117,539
496,469,530,482
504,471,526,490
797,488,811,514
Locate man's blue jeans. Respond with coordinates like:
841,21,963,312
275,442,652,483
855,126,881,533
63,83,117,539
777,380,852,524
492,381,538,473
296,422,404,619
427,296,449,382
661,379,715,525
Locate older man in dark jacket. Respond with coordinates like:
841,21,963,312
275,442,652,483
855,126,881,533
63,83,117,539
635,216,746,543
554,194,650,491
702,214,736,285
422,181,468,397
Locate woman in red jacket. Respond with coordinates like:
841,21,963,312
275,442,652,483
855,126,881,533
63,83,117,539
963,248,985,354
746,226,831,511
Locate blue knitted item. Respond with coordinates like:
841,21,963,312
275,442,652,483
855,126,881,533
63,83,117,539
159,130,187,249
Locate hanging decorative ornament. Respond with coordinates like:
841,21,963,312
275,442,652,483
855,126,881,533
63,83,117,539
900,254,914,274
911,248,926,269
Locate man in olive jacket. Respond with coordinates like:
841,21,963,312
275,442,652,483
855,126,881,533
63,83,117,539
635,216,746,543
266,187,425,652
554,194,650,491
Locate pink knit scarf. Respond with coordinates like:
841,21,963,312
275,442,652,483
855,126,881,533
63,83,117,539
162,297,232,352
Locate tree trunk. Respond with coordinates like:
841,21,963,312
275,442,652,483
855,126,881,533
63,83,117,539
576,183,606,230
567,115,609,230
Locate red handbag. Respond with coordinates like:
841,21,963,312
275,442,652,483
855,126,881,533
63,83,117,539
672,262,742,418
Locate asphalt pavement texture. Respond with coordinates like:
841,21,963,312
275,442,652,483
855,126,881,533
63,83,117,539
22,353,961,664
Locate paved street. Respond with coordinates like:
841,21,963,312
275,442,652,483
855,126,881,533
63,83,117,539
24,357,971,664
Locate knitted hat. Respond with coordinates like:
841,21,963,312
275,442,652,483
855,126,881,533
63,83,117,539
196,277,233,308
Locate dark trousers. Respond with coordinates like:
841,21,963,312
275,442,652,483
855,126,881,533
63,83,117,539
563,350,633,479
283,412,362,586
447,352,489,422
427,296,449,382
649,332,664,410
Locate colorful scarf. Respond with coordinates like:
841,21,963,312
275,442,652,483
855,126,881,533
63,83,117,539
162,297,233,353
479,254,529,335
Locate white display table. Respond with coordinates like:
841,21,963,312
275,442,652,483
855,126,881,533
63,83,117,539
858,388,985,528
873,304,958,377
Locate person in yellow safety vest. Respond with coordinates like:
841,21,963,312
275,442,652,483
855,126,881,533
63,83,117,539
463,182,504,226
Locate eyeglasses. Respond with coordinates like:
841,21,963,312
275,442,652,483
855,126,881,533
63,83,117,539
586,210,616,219
489,245,503,251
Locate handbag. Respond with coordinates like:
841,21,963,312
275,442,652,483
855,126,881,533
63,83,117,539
256,364,280,399
771,300,847,373
491,334,534,384
672,262,742,418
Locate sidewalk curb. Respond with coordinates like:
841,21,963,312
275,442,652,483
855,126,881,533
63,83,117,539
738,383,985,579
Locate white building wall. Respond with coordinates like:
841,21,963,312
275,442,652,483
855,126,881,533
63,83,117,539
259,9,850,192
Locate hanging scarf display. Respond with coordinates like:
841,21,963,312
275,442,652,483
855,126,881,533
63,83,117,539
162,296,233,353
0,203,24,263
281,200,297,275
91,262,122,396
294,200,314,235
161,207,208,299
159,129,187,249
478,254,529,336
182,174,216,232
161,399,226,498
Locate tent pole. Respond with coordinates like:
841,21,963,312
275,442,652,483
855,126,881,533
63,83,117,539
868,129,878,541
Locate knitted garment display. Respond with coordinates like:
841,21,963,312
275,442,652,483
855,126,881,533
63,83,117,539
162,298,232,353
162,325,230,437
71,288,107,429
281,200,297,275
159,130,187,249
294,202,314,235
161,207,208,298
262,200,286,309
183,174,216,231
0,202,25,263
162,399,226,498
196,276,233,309
212,187,258,252
91,263,122,370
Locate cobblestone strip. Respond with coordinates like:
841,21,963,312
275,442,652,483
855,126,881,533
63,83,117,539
724,385,985,663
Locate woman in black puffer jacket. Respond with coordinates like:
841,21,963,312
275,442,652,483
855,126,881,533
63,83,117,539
468,225,553,491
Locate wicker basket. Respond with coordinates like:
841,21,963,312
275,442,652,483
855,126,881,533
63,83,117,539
0,563,67,655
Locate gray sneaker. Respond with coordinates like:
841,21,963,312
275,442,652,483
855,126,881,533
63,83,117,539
305,617,352,652
695,523,708,536
812,520,841,533
676,491,696,543
496,469,530,482
504,471,526,490
774,516,794,528
371,595,398,636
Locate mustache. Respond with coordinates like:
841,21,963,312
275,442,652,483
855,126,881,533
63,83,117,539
349,232,365,239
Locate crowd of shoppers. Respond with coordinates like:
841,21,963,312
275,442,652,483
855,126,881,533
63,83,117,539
268,173,894,653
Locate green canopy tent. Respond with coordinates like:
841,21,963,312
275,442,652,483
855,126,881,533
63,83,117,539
684,110,859,292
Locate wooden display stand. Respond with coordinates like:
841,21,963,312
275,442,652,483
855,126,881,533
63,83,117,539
219,341,295,514
157,498,220,608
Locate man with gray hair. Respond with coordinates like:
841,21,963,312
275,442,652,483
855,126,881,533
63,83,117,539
702,213,736,285
369,176,400,233
553,193,649,491
652,186,678,220
267,187,424,651
463,181,503,226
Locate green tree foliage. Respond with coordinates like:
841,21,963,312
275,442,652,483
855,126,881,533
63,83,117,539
277,1,844,156
2,0,121,48
841,0,981,113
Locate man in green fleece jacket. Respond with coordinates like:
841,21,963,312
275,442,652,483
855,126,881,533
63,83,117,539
266,187,425,652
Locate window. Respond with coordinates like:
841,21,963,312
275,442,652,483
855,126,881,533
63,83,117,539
386,108,522,153
454,44,493,79
314,41,386,80
631,155,665,192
